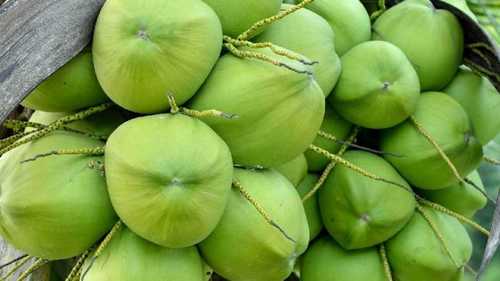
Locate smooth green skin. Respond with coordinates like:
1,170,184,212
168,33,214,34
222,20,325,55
105,114,233,248
189,49,325,168
419,170,487,218
202,0,281,38
387,207,472,281
381,92,483,190
305,0,371,56
199,168,309,281
300,236,386,281
0,132,116,260
373,0,464,91
93,0,222,113
296,174,323,241
441,0,477,20
22,48,108,112
444,67,500,145
330,40,420,129
319,151,416,249
304,105,352,172
275,153,308,186
255,4,341,95
29,109,126,136
82,227,204,281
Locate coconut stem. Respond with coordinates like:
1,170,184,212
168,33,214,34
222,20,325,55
167,94,238,120
317,130,402,157
465,58,500,83
88,160,106,176
20,147,105,164
466,43,498,57
416,196,490,237
15,258,48,281
370,0,387,20
409,116,495,204
2,120,44,133
232,180,296,244
302,128,359,203
484,156,500,165
0,255,29,271
416,204,461,268
379,244,394,281
308,144,413,194
64,249,92,281
0,256,32,281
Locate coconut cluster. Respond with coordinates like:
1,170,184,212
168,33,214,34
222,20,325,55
0,0,498,281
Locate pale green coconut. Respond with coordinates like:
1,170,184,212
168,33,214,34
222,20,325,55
386,206,472,281
373,0,464,90
319,150,416,249
28,109,126,136
296,174,323,241
255,4,341,95
380,92,483,190
202,0,281,38
305,0,371,55
81,227,205,281
93,0,222,113
304,105,352,172
444,66,500,145
330,40,420,129
300,236,386,281
275,153,308,186
419,170,487,218
441,0,477,20
0,132,116,260
188,48,325,168
22,48,108,112
105,114,233,248
199,168,309,281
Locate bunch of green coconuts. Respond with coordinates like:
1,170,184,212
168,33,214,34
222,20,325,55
0,0,499,280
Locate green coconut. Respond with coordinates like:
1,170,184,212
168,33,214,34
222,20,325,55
373,0,464,90
254,4,341,95
386,206,472,281
305,0,371,56
304,105,352,172
82,227,205,281
419,170,487,218
380,92,483,190
28,109,126,136
444,66,500,145
319,150,416,249
188,48,325,168
0,132,116,260
330,40,421,129
22,48,108,112
275,153,308,186
105,114,233,248
202,0,281,38
93,0,222,113
199,168,309,281
300,235,386,281
296,174,323,241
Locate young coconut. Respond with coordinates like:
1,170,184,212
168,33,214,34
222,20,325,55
188,48,325,168
329,40,421,129
300,236,386,281
274,153,308,187
304,106,352,172
81,227,205,281
93,0,222,113
418,170,487,218
373,0,464,90
304,0,371,56
202,0,281,38
319,150,416,249
105,113,233,248
254,4,342,95
21,48,108,112
199,168,309,281
444,66,500,145
380,92,483,190
386,206,473,281
296,174,323,241
0,132,116,260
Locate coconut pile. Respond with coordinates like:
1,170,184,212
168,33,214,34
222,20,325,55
0,0,499,281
